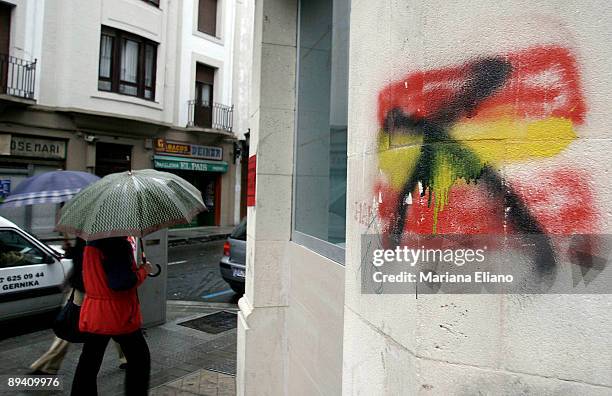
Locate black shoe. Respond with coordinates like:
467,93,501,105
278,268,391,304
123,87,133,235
119,363,128,370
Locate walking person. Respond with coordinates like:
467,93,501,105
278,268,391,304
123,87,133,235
70,236,155,396
30,238,128,375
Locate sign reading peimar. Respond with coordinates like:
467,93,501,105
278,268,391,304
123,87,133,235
375,46,598,273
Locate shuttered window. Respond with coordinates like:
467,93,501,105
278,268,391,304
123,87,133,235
198,0,217,36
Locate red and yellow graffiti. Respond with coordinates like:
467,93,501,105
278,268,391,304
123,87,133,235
376,45,597,236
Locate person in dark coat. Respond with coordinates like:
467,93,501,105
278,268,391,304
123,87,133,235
70,237,154,396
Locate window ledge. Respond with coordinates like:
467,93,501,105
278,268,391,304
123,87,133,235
291,230,346,265
192,30,224,46
91,91,163,110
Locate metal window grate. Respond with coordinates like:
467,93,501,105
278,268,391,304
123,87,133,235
178,311,237,334
187,100,234,132
0,54,36,99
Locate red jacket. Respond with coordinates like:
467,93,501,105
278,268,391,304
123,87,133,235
79,238,148,335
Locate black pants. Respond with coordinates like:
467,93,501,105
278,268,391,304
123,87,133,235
70,329,150,396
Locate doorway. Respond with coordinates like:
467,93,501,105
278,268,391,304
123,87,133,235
95,142,132,177
194,63,215,128
0,2,12,93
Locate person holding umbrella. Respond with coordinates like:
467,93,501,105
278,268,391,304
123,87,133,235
29,237,129,375
56,169,206,396
70,237,156,395
0,170,129,374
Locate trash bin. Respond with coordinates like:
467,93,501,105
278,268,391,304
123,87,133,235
138,229,167,327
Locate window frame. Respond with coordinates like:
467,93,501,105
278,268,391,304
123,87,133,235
98,26,158,101
291,0,348,265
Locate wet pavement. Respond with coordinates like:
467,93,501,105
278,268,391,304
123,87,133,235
0,301,237,396
167,239,241,304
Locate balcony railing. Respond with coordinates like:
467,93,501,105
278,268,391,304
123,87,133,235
187,100,233,132
0,54,36,100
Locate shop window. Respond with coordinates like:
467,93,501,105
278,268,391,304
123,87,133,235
293,0,350,263
198,0,217,37
98,26,158,101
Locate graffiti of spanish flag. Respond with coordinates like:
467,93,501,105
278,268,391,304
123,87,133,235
376,46,596,235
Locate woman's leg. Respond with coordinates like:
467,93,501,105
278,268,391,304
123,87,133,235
30,337,70,374
113,330,150,396
70,334,110,396
31,288,83,374
113,340,128,365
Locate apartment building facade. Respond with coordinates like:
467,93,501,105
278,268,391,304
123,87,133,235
0,0,247,235
239,0,612,394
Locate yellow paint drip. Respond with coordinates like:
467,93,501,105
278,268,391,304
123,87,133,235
431,156,454,234
430,147,485,233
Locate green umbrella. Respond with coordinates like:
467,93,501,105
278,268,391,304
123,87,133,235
56,169,206,241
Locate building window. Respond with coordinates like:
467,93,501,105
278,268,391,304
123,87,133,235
141,0,160,6
293,0,350,263
193,63,215,127
98,26,158,101
198,0,217,36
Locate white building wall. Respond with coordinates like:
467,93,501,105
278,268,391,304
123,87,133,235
231,0,254,142
237,0,345,394
2,0,45,100
6,0,240,130
175,0,235,128
343,1,612,394
37,0,175,124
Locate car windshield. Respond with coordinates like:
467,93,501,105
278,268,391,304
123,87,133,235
230,218,247,241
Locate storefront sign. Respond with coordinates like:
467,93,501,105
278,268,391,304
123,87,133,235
0,180,10,199
10,136,67,159
154,139,191,156
155,138,223,161
154,155,228,173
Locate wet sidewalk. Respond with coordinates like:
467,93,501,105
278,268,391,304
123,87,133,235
0,301,238,395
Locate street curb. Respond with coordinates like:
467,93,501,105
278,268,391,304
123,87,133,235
168,233,230,247
167,300,240,311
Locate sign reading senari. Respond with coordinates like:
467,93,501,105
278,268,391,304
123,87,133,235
10,136,67,159
155,138,223,161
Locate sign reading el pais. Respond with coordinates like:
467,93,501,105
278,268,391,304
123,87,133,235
155,138,223,161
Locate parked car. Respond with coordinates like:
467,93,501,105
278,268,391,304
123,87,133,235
219,217,246,294
0,216,72,321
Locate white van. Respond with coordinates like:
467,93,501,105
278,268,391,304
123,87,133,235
0,216,72,321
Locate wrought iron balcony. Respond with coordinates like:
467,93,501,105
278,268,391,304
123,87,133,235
187,100,233,132
0,54,36,100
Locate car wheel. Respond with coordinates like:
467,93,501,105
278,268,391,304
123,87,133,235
229,281,245,295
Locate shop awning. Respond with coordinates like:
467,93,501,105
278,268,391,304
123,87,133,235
154,155,228,173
